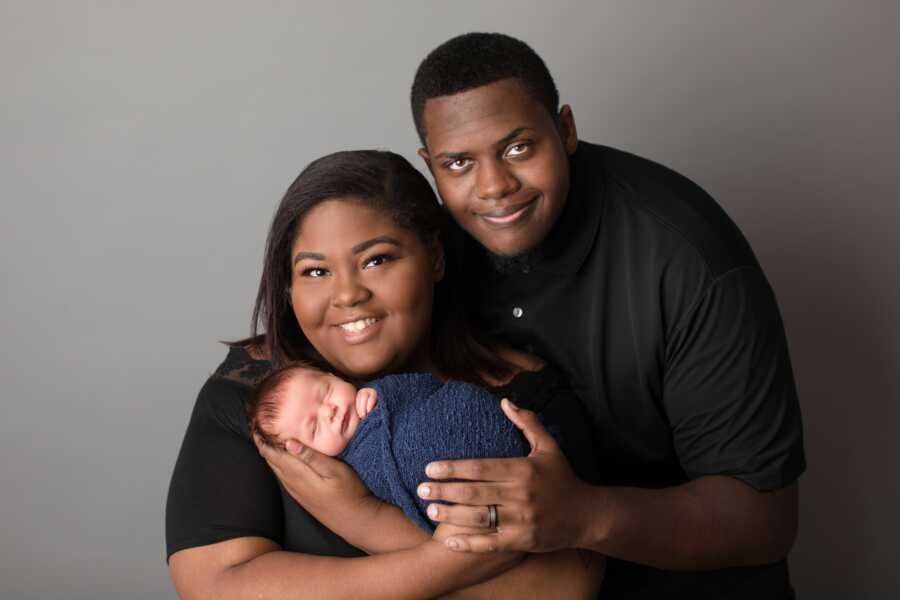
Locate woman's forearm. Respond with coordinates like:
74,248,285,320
439,550,605,600
330,496,429,554
171,536,522,600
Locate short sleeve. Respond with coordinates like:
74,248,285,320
664,266,805,490
165,376,283,560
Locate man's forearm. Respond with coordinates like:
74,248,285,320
575,476,798,570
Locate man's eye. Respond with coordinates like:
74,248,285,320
506,143,530,157
447,158,471,171
302,267,328,277
363,254,392,269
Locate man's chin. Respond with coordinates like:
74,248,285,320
481,241,544,275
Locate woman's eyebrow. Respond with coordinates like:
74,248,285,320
351,236,401,255
293,251,325,265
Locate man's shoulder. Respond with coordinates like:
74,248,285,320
578,141,759,278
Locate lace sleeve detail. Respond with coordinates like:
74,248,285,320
213,345,273,388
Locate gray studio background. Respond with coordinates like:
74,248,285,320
2,1,897,598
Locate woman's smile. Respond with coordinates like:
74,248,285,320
289,198,443,378
334,315,384,344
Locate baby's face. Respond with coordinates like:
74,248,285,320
270,369,363,456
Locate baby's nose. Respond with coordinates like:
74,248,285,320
321,402,337,421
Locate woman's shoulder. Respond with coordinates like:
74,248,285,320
213,343,273,388
187,344,274,438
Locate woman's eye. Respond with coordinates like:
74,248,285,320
363,254,392,269
302,266,328,278
447,158,471,171
506,143,530,158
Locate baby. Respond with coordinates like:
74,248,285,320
248,363,529,531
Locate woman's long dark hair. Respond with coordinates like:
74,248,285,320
245,150,513,386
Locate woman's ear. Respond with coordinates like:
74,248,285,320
431,238,445,282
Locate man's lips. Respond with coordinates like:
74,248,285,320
477,196,538,225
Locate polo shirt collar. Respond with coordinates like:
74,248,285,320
532,141,605,274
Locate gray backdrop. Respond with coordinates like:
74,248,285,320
2,1,897,598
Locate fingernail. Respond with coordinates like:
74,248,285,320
426,463,446,477
503,398,519,411
285,439,303,454
446,538,459,550
427,504,439,519
419,484,431,498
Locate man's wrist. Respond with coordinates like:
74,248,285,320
573,481,614,551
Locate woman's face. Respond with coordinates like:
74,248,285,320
289,198,443,378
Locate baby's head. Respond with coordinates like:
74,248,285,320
248,364,376,456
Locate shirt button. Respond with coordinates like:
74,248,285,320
512,307,524,318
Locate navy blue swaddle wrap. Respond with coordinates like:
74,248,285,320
337,373,527,531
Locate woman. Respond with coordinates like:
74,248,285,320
166,150,603,599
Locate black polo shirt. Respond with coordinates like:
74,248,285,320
457,142,806,598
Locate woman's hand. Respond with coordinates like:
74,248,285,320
255,436,377,528
255,436,429,553
419,399,594,554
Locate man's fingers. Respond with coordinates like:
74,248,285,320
500,398,559,455
418,481,508,505
425,456,525,481
427,502,501,528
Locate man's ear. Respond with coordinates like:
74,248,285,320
431,237,445,282
557,104,578,155
417,147,434,174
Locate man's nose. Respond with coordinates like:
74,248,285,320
475,160,519,201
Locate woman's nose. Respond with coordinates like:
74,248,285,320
331,272,371,307
475,160,519,201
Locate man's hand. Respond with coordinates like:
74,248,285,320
418,399,593,553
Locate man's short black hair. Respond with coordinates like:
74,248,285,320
410,32,559,146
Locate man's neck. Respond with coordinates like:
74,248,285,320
482,243,545,275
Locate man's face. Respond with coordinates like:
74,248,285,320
419,78,577,257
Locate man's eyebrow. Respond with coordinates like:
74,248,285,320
432,127,534,160
495,127,532,148
352,236,401,255
293,251,325,266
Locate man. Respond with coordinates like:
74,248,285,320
412,32,805,598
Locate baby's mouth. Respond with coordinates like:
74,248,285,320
339,409,352,434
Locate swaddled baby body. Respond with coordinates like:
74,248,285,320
248,364,528,531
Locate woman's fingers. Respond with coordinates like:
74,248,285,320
443,532,503,553
254,434,322,481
